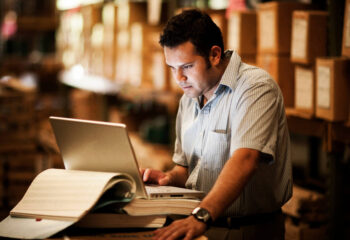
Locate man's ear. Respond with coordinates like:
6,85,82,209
209,46,222,66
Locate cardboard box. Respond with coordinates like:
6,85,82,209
227,10,257,56
102,3,118,80
294,65,315,116
115,29,130,83
257,1,309,54
128,24,168,90
116,1,147,29
342,0,350,57
256,54,294,107
291,11,328,64
316,57,350,122
90,23,104,76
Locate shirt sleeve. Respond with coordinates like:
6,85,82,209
172,96,188,167
230,80,281,163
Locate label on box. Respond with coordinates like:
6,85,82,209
291,18,307,60
295,67,313,109
316,66,331,109
259,10,275,49
228,13,240,51
345,4,350,47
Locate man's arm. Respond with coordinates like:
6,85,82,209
153,148,259,240
141,164,188,187
199,148,259,220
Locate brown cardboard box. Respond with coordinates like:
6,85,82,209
294,65,315,117
128,23,168,90
316,57,350,122
81,4,102,72
115,29,130,83
291,11,328,64
90,23,104,76
256,54,294,107
102,3,118,80
227,10,257,56
257,1,309,54
116,1,147,29
342,0,350,57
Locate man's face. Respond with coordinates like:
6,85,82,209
164,41,218,99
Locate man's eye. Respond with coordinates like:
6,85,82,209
183,65,193,69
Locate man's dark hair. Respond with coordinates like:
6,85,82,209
159,9,224,60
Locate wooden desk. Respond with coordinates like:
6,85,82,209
50,228,207,240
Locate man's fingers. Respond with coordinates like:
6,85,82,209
143,168,151,182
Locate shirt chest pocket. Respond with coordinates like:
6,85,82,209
202,130,231,170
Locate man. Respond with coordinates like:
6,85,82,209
141,9,292,240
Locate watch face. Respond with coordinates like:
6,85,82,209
193,207,211,223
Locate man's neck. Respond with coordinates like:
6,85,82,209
202,52,230,105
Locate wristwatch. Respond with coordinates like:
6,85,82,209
191,207,212,226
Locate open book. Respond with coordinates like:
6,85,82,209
0,168,202,239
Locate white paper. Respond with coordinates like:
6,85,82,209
291,18,307,59
228,13,240,51
295,67,313,109
259,10,275,49
316,65,331,109
0,216,75,239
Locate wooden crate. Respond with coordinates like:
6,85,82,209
342,0,350,57
256,54,294,107
257,1,310,54
227,10,257,57
294,65,315,117
316,57,350,122
291,11,328,64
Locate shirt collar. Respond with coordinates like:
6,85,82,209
215,50,241,93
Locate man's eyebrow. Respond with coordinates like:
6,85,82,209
166,62,194,68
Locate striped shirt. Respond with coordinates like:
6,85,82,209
172,51,292,217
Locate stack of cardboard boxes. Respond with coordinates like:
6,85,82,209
291,10,328,118
312,0,350,123
256,2,310,107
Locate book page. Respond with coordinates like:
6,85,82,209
10,169,134,221
291,18,307,59
316,66,331,109
259,10,275,49
295,67,313,109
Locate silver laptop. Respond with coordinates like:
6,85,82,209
49,116,204,200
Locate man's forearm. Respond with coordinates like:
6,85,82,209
199,148,259,220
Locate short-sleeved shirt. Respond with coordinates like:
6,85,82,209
172,51,292,217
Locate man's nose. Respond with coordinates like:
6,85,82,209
175,68,187,82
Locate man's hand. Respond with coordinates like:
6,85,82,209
140,168,171,185
153,216,207,240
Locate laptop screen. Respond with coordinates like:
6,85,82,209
49,116,148,198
